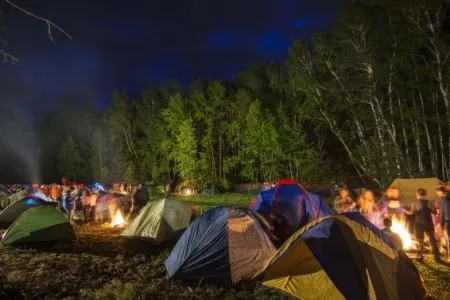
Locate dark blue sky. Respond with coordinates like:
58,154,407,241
0,0,343,120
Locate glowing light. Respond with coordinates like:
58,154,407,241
184,188,192,196
110,210,126,227
391,216,413,250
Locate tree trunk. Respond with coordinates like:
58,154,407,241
397,96,412,176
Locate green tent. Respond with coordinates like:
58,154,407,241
1,206,76,246
0,196,57,228
122,198,192,244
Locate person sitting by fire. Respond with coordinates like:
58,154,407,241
437,186,450,259
382,218,403,251
404,188,441,263
333,185,357,213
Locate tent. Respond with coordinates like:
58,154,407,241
0,184,9,197
0,196,57,228
200,184,220,195
387,177,442,206
249,178,333,231
1,206,76,245
0,194,10,210
165,207,276,284
122,198,193,244
256,214,426,300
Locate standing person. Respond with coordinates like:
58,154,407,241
89,190,98,222
404,188,441,263
165,182,171,197
82,189,91,223
62,186,74,220
128,184,149,221
437,186,450,259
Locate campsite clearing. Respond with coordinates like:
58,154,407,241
0,194,449,299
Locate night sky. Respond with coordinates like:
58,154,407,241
0,0,344,121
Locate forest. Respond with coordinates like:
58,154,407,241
1,0,449,189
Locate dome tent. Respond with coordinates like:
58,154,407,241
121,198,193,244
255,214,426,300
0,196,56,228
1,206,76,246
249,178,333,232
165,207,276,284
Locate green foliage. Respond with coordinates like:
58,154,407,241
57,136,85,181
31,0,450,186
174,118,199,184
122,163,138,184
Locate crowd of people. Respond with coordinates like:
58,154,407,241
333,182,450,263
18,179,151,224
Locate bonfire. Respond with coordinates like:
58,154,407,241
110,210,127,227
390,215,413,250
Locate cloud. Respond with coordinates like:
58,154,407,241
257,29,291,58
0,0,343,121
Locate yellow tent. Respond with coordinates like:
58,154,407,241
255,214,427,300
387,177,442,206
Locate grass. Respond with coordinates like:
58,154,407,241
0,193,449,299
414,256,450,300
172,193,255,207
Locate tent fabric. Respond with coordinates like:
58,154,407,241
249,178,333,231
0,196,57,228
257,214,426,300
164,207,276,284
121,198,192,244
1,206,76,245
0,195,11,210
387,178,442,206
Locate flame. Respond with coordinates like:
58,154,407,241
110,210,126,227
390,216,413,250
184,188,192,195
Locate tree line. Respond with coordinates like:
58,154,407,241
1,0,449,188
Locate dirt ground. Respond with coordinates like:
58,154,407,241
0,223,449,300
0,223,278,300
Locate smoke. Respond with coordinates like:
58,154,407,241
0,106,41,184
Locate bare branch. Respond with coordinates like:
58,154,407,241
4,0,72,42
0,48,19,63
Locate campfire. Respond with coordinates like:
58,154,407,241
110,210,126,227
390,215,413,250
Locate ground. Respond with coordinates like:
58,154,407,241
0,194,449,299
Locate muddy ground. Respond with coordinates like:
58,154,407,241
0,223,449,300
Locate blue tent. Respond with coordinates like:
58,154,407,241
249,179,333,231
164,207,276,283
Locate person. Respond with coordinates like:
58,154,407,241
404,188,440,262
89,189,98,222
71,186,84,222
62,186,74,219
359,189,383,229
128,183,149,221
437,186,450,259
333,185,356,213
82,189,91,223
382,218,403,251
165,182,171,197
